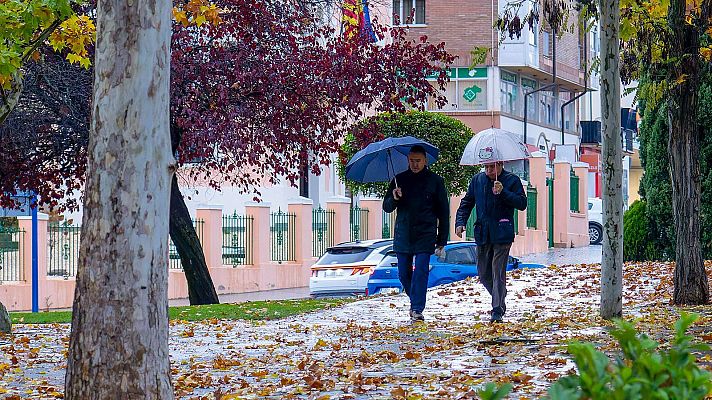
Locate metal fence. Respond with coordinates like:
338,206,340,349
382,210,396,239
47,222,81,278
570,169,580,212
527,185,538,229
350,206,369,242
222,213,253,266
0,225,25,281
169,219,205,270
271,209,296,263
312,207,335,257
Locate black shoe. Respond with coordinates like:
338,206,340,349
490,311,503,323
410,310,425,322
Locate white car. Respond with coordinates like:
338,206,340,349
309,239,393,297
588,197,603,245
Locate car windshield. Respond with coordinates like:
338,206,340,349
315,247,371,265
377,252,397,267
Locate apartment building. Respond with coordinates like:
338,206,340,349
378,1,586,160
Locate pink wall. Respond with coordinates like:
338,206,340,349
0,175,590,311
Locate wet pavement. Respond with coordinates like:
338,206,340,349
2,257,699,399
519,245,602,266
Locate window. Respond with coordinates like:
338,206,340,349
529,22,538,46
393,0,425,25
500,81,519,115
522,78,538,122
459,80,487,110
542,30,553,57
426,68,488,111
427,81,458,111
592,26,600,53
444,247,476,265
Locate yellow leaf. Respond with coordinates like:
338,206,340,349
194,15,207,27
66,53,83,65
173,9,189,26
701,47,712,61
675,74,688,85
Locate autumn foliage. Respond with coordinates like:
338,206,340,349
1,0,455,209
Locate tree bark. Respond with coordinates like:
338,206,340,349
599,0,623,319
0,73,23,126
170,174,219,304
64,0,174,395
667,0,710,305
168,121,220,305
0,301,10,333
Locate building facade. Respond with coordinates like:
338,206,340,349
376,0,641,206
375,0,587,162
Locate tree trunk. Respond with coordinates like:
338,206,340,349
667,0,710,305
64,0,174,395
170,174,219,304
0,73,23,126
599,0,623,319
0,301,10,333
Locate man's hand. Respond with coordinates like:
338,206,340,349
393,187,402,200
434,246,444,258
455,225,465,238
492,180,503,195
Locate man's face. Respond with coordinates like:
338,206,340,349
408,152,427,174
483,162,503,180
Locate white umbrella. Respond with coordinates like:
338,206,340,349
460,128,531,166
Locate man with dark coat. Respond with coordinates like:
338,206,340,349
383,145,449,322
455,161,526,323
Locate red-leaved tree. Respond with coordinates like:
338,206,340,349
0,0,455,304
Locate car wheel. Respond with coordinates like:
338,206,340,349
589,222,603,245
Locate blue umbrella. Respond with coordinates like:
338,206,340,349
345,136,439,186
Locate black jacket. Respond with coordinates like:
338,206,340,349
383,168,449,254
455,170,527,245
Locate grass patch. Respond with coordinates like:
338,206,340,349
10,298,356,324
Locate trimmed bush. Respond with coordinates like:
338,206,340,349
623,200,665,261
338,111,479,197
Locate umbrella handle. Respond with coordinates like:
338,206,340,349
387,149,399,188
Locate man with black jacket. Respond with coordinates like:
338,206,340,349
455,161,526,323
383,145,449,322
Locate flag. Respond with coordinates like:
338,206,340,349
341,0,376,42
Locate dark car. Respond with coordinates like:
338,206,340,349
367,241,546,295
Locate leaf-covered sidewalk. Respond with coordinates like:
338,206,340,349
1,261,711,399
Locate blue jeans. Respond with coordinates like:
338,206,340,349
396,252,431,313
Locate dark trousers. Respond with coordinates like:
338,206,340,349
396,252,431,313
477,243,512,315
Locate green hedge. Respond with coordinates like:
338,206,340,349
338,111,480,197
623,200,667,261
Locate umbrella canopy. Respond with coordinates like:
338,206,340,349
345,136,439,183
460,128,531,165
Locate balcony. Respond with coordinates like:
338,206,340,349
580,120,635,153
580,120,601,144
623,129,634,153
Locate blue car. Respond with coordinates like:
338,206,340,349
367,241,545,295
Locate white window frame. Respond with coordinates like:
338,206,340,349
392,0,426,26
